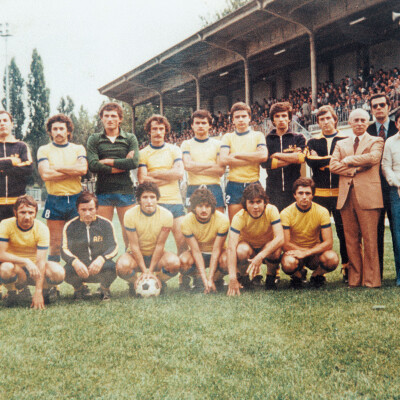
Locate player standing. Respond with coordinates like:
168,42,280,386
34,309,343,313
181,110,225,212
87,102,139,248
138,115,186,253
219,102,268,221
38,114,87,265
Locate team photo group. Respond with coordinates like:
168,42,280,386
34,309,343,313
0,91,399,309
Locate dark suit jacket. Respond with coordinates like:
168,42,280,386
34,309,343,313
367,119,397,139
367,119,397,194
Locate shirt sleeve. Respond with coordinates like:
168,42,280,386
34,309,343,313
181,215,193,238
138,148,147,168
173,145,183,163
220,133,230,149
181,140,189,154
320,207,331,228
256,131,267,147
0,220,11,242
113,133,139,170
217,214,230,236
124,210,137,232
269,205,281,225
77,144,87,159
37,222,50,250
280,209,290,229
230,213,244,234
87,134,112,174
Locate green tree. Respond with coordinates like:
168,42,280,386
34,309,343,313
57,95,78,137
2,58,25,139
74,105,96,147
26,49,50,185
200,0,251,26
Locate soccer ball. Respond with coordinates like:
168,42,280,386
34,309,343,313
134,273,162,298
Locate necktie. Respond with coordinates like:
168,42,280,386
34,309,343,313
379,124,385,139
354,137,359,154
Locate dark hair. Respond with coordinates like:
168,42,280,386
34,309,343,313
0,110,13,123
136,182,160,201
395,109,400,124
189,187,216,214
292,177,315,196
316,105,338,128
13,195,38,213
230,102,251,118
144,115,171,135
270,102,293,122
191,110,212,125
46,114,74,140
240,183,269,211
76,191,98,209
99,102,124,119
369,93,390,107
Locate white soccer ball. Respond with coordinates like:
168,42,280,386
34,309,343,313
135,273,162,298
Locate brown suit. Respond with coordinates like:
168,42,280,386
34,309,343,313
330,134,384,287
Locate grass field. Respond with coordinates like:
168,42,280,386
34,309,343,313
1,217,400,400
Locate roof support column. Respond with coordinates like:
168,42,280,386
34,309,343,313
195,77,201,110
159,93,164,115
309,32,317,108
131,105,136,134
244,58,250,106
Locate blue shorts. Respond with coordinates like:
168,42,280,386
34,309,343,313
97,193,136,207
189,252,225,274
43,193,81,221
159,203,185,218
225,181,260,205
186,184,225,209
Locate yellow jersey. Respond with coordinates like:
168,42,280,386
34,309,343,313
37,142,86,196
230,204,280,248
139,143,183,204
181,210,229,253
124,205,173,256
181,137,221,185
280,202,331,249
221,130,266,183
0,217,49,262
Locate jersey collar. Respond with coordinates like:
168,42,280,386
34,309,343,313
150,143,165,150
194,137,209,143
16,220,34,232
235,130,250,136
140,207,157,217
52,142,69,148
296,203,312,213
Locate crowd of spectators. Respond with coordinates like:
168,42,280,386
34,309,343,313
138,66,400,148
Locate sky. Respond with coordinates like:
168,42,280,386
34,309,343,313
1,0,228,116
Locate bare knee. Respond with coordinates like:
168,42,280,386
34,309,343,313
116,254,135,277
164,254,181,274
179,251,194,270
46,261,65,283
237,243,252,262
0,262,16,280
281,254,299,275
320,251,339,272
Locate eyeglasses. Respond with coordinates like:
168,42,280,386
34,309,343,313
372,102,387,109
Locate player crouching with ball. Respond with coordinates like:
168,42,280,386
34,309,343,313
116,182,181,296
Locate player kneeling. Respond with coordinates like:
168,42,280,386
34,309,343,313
61,192,119,301
280,177,339,288
227,183,284,296
180,187,229,293
0,195,64,309
116,182,181,295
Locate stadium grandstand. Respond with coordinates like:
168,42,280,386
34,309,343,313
99,0,400,143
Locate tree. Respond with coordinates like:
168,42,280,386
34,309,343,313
73,105,96,147
2,58,25,139
200,0,251,26
57,95,78,136
26,49,50,185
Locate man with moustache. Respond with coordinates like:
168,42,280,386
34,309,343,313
38,114,87,269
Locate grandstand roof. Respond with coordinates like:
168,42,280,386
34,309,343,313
99,0,400,108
